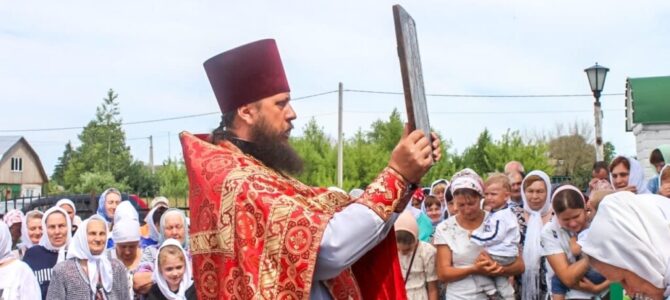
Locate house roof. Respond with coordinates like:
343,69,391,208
626,76,670,126
0,136,49,182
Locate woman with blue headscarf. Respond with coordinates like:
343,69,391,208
97,188,122,226
133,208,190,296
97,188,122,249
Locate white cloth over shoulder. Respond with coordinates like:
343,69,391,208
1,222,41,299
67,215,114,294
310,203,398,300
470,205,520,258
580,191,670,297
38,206,72,264
520,170,553,300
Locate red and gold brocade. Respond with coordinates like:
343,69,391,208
180,131,409,299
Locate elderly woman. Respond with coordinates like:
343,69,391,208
609,156,650,194
109,201,142,299
16,210,43,258
134,208,190,295
580,192,670,300
0,222,41,299
517,170,554,300
434,170,524,299
47,215,129,299
57,198,82,234
23,207,72,300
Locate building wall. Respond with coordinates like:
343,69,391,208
634,123,670,178
0,142,46,185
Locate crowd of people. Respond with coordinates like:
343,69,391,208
1,156,668,300
2,38,670,300
1,191,194,299
389,152,670,300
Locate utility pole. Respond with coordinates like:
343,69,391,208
167,131,171,160
337,82,344,188
149,135,155,174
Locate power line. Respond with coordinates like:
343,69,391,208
0,88,628,133
345,109,625,115
344,89,625,98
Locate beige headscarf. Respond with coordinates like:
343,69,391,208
580,191,670,297
394,211,418,243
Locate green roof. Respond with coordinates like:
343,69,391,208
626,76,670,126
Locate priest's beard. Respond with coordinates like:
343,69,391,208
245,118,304,176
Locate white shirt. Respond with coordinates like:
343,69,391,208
541,220,597,299
0,259,41,300
470,205,520,258
433,213,490,300
310,203,398,300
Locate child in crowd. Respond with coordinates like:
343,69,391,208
147,239,196,300
405,189,436,242
469,173,520,299
395,212,438,300
424,195,443,227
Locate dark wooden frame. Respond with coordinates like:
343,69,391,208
393,5,433,159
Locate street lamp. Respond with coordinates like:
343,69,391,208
584,63,609,162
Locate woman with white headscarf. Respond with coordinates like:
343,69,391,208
23,206,72,300
146,238,196,299
47,215,129,300
57,198,82,234
609,156,651,194
16,210,43,259
519,170,553,300
3,209,24,251
108,201,142,299
140,204,169,249
0,222,41,300
580,192,670,300
134,208,190,296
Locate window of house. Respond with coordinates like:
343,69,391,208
10,157,23,172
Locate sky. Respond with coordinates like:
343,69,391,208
2,0,669,177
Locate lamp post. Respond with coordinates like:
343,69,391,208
584,63,609,162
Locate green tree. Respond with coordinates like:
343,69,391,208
291,118,337,186
548,134,595,187
51,141,73,186
63,89,133,190
460,129,495,175
367,108,404,152
156,159,189,199
342,129,388,190
126,161,159,197
72,171,129,194
604,141,616,163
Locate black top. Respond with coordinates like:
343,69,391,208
145,283,197,300
23,245,59,300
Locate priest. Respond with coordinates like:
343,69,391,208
181,39,441,299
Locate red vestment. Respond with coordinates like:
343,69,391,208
180,132,409,299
